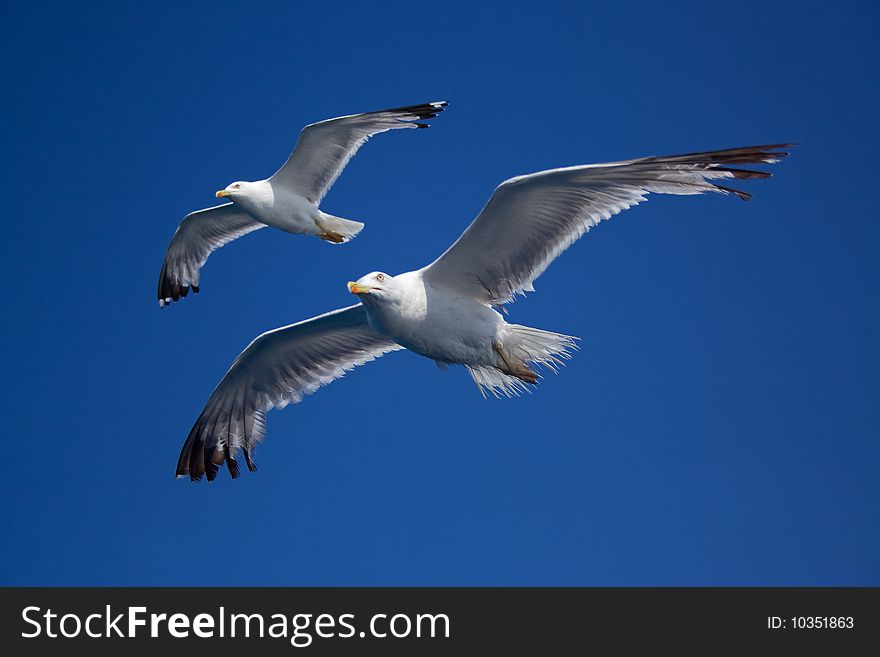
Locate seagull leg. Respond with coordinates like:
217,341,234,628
313,217,346,244
492,341,538,385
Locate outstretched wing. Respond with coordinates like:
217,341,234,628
176,304,403,481
158,203,265,306
270,101,448,203
423,144,792,305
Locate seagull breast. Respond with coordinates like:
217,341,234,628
364,271,503,366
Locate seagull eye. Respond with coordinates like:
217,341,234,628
233,184,240,189
376,273,385,282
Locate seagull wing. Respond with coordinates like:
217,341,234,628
158,203,266,306
423,144,792,305
269,101,448,203
176,304,403,481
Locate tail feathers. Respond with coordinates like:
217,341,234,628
469,324,579,398
318,213,365,244
467,365,535,399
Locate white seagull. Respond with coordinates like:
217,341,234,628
157,101,448,306
175,143,792,481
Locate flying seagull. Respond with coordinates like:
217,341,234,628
175,143,792,481
157,101,448,307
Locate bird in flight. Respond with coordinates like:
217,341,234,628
175,143,792,481
157,101,448,307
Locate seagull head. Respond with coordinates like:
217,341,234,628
347,271,393,301
215,181,252,200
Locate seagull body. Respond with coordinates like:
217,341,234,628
352,271,567,387
215,179,350,241
175,144,792,481
157,101,447,307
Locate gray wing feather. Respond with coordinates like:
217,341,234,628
158,203,265,306
175,304,402,481
423,144,791,305
270,101,447,203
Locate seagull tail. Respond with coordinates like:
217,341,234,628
317,212,365,244
468,324,580,398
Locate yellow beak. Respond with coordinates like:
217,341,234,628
347,281,370,295
216,190,231,198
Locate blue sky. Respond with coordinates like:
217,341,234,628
1,1,877,585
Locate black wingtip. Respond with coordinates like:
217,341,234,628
714,184,753,201
158,261,200,307
158,283,198,307
371,100,449,121
646,143,795,166
243,446,258,472
638,142,793,202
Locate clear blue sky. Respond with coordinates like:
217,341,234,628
2,1,877,585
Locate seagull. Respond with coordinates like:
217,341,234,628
175,143,792,481
157,101,448,307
